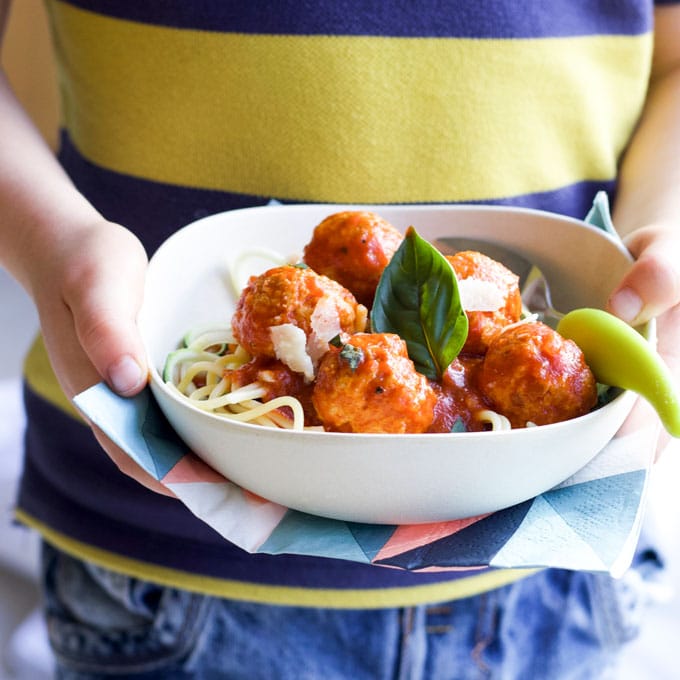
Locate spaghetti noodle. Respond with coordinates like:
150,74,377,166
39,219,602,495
164,328,307,430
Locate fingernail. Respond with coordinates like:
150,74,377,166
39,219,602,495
108,355,144,394
609,287,643,324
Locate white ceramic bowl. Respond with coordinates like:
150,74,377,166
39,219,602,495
140,204,642,524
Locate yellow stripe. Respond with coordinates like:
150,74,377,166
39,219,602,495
48,1,652,203
23,334,82,420
16,509,535,608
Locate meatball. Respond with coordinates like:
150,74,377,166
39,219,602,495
477,322,598,428
231,265,367,358
446,250,522,355
312,333,436,433
303,211,404,307
429,355,489,433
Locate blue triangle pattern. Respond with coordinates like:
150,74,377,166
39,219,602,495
138,389,189,478
258,511,372,563
346,522,399,562
541,470,645,566
73,383,186,480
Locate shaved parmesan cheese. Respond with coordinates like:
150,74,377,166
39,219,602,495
270,324,315,382
458,278,506,312
307,295,342,364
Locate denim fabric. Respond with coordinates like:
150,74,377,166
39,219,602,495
42,542,663,680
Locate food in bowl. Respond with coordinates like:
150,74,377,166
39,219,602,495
140,203,642,522
163,211,603,435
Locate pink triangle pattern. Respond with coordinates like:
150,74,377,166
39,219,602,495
374,514,490,562
162,453,227,484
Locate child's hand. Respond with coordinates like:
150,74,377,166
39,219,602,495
609,224,680,381
26,218,173,494
29,218,149,399
608,225,680,328
608,224,680,454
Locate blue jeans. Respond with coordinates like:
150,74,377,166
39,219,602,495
42,542,663,680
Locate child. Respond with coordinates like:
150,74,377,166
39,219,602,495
1,1,679,677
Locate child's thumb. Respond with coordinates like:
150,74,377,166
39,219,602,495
66,237,149,397
71,294,148,396
607,228,680,325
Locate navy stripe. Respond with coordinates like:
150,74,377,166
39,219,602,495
56,0,652,38
58,131,616,258
57,132,272,256
18,384,473,589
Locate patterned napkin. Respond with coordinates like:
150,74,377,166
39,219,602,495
73,382,653,577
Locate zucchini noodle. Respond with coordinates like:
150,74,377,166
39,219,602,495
229,247,293,295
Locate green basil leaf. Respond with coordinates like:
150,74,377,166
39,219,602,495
371,226,468,380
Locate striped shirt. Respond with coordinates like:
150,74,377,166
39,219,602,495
17,0,666,607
